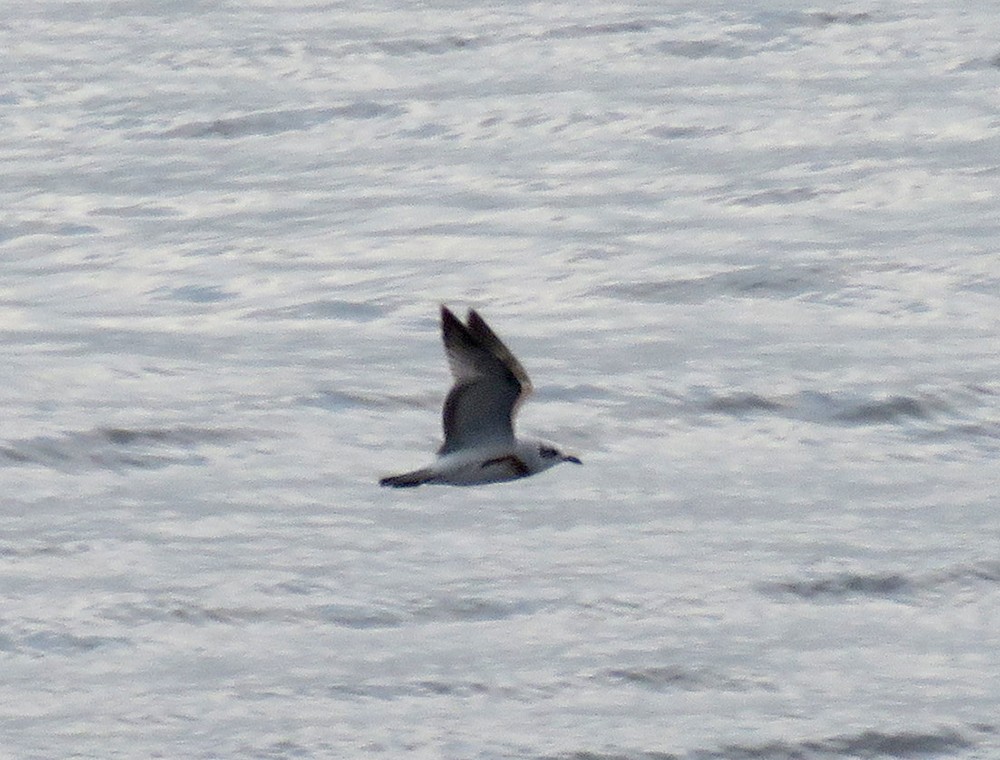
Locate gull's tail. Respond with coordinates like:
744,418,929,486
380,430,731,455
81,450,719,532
379,467,436,488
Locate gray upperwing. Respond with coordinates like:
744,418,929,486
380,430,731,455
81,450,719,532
438,306,526,455
465,308,532,394
439,378,518,455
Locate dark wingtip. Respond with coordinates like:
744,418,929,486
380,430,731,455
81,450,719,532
440,304,464,344
380,468,435,487
564,455,582,465
466,307,486,332
379,476,419,488
441,304,465,334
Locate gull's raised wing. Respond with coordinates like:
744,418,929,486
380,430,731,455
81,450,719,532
438,306,533,455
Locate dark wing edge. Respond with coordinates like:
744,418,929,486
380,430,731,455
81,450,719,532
440,305,480,382
437,305,526,455
380,467,436,487
465,308,532,396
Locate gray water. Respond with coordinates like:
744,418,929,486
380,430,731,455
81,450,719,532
3,2,1000,758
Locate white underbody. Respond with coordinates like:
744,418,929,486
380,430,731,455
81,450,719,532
426,439,557,486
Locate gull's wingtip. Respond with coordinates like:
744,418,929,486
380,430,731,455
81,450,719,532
441,304,462,327
466,307,487,331
440,304,488,330
380,467,436,488
440,305,467,342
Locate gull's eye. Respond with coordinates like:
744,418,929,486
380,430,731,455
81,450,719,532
539,446,559,459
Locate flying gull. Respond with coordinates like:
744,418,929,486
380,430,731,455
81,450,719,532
379,306,582,487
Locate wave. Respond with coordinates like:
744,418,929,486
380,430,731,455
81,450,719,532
545,725,986,759
100,591,554,630
159,101,403,139
599,263,843,305
761,561,1000,601
693,387,1000,441
0,426,240,472
603,664,775,694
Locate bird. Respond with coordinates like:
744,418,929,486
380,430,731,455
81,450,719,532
379,306,582,487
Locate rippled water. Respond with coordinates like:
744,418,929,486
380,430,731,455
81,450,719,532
3,2,1000,758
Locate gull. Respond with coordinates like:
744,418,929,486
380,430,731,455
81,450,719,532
379,306,582,487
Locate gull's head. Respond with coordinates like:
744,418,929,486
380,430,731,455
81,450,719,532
528,441,583,473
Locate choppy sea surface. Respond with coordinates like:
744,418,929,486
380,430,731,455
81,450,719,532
3,2,1000,758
